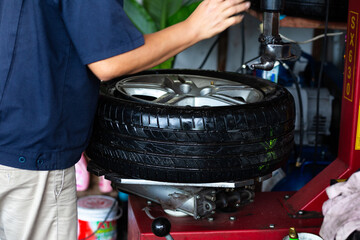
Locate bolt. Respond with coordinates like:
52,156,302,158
284,195,290,200
208,217,214,222
235,203,241,207
196,195,201,200
269,224,275,229
298,210,304,215
196,215,201,219
229,216,236,221
205,203,211,211
147,201,152,205
211,190,216,194
205,195,216,201
211,210,216,214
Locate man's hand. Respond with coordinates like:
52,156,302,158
88,0,250,81
186,0,251,41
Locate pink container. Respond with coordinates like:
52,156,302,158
99,176,113,193
75,153,90,191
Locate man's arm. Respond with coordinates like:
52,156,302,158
88,0,251,81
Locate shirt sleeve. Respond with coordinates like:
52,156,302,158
60,0,145,65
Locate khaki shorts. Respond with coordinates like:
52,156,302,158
0,165,77,240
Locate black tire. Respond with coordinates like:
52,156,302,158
86,69,295,183
251,0,348,22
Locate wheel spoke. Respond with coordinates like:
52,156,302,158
163,76,198,94
116,81,173,100
208,94,246,105
166,95,192,106
118,82,165,92
153,93,177,104
180,76,197,86
212,85,262,103
214,85,253,93
163,76,183,89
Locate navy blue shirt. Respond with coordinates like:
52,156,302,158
0,0,144,170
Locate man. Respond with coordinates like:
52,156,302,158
0,0,250,239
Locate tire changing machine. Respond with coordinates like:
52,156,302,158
89,0,360,239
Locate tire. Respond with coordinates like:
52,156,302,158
251,0,348,22
86,69,295,183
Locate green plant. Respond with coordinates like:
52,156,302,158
124,0,201,69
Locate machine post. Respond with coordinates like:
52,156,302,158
286,0,360,213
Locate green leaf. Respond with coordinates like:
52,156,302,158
123,0,200,69
167,1,201,27
143,0,182,29
165,0,183,19
124,0,158,34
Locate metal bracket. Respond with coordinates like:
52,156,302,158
88,161,272,189
248,43,301,70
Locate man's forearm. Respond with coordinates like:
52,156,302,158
88,20,198,81
88,0,251,81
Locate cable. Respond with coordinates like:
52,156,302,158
280,61,304,167
240,20,246,74
314,0,330,162
280,32,343,45
198,36,220,69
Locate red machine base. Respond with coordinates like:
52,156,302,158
128,192,322,240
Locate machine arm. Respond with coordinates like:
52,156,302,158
249,0,300,70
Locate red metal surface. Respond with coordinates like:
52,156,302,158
128,193,322,240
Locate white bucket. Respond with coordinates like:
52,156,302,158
77,195,122,240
